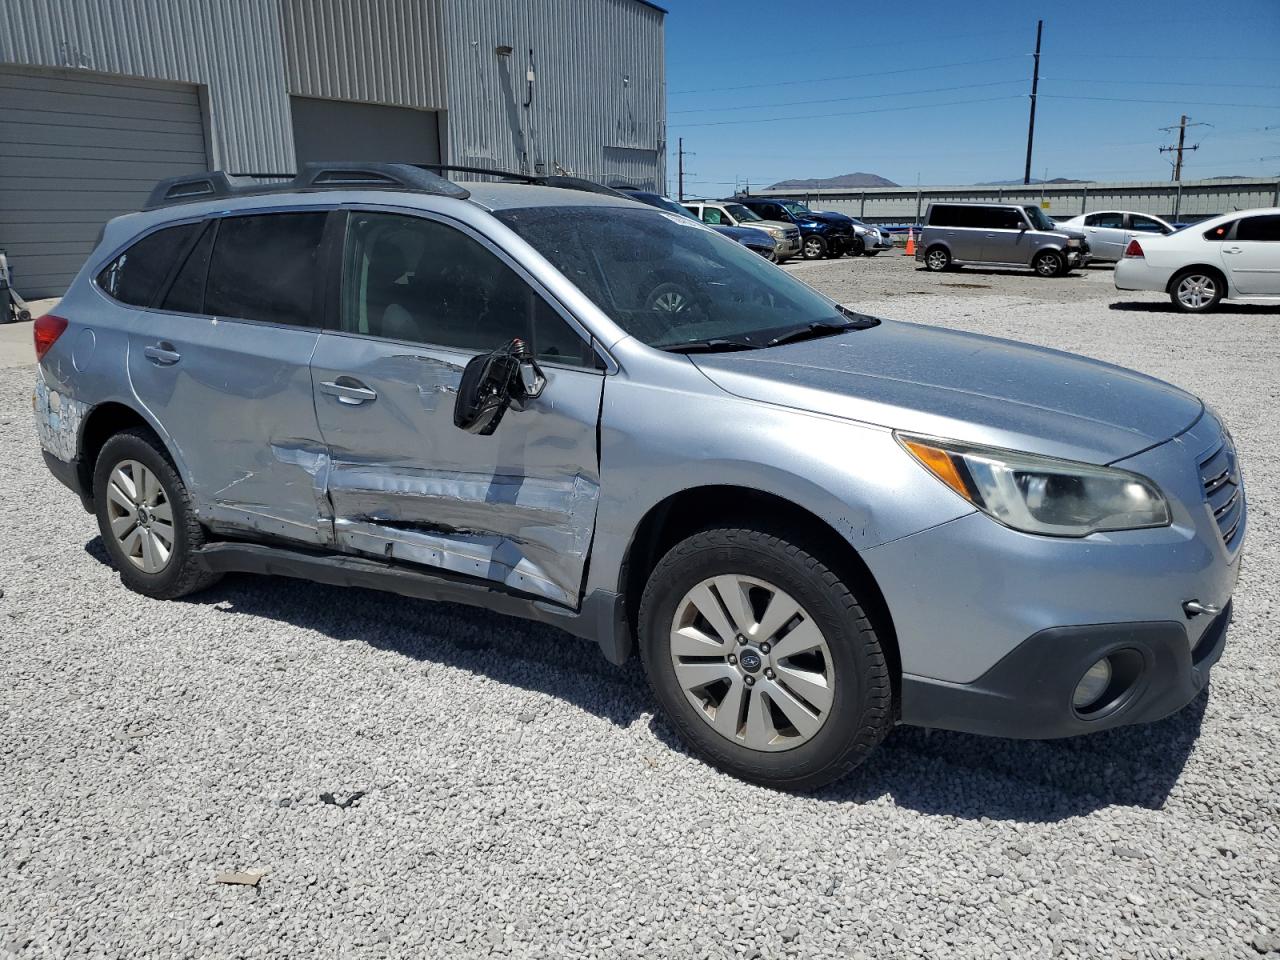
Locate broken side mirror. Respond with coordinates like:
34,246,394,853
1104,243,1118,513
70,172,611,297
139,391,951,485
453,338,545,435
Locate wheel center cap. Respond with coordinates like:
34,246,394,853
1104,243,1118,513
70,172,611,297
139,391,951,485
738,648,763,674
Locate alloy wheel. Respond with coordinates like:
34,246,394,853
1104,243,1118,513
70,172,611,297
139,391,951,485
1176,274,1216,310
669,574,834,752
105,459,175,574
803,238,824,258
926,249,948,271
1035,253,1060,276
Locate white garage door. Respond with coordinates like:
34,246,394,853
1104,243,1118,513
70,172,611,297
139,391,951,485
0,66,209,298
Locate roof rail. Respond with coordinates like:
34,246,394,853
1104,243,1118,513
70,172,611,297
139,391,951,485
144,162,470,210
413,163,630,199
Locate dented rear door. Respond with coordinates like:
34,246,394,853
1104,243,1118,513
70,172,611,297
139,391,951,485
310,208,606,608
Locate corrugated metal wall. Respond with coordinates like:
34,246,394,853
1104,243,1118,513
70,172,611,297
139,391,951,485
280,0,448,111
442,0,665,188
762,178,1280,224
2,0,666,184
0,0,294,173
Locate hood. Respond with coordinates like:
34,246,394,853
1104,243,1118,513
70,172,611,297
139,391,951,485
800,211,850,228
691,320,1202,464
1056,225,1087,240
714,224,770,243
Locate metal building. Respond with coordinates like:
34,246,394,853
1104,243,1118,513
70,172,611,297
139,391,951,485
0,0,667,296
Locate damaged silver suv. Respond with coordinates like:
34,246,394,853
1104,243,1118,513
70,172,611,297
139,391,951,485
35,163,1243,790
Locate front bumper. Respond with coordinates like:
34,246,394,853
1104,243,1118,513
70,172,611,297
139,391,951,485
900,603,1231,738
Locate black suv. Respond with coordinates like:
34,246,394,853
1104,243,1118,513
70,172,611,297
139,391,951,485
734,197,855,260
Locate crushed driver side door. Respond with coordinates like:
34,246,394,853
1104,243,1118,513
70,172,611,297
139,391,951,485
309,208,607,607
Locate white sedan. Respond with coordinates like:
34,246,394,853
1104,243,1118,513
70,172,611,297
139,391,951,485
1114,208,1280,313
1060,210,1174,262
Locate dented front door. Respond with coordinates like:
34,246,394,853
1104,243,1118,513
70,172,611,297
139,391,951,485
309,208,605,608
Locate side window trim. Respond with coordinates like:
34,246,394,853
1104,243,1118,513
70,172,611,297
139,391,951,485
335,203,613,372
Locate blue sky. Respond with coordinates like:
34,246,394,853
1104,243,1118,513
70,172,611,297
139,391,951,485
659,0,1280,193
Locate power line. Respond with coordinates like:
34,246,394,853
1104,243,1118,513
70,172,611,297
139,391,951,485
669,79,1025,114
669,95,1022,129
668,55,1026,96
1050,52,1280,62
1042,77,1280,91
1042,95,1280,109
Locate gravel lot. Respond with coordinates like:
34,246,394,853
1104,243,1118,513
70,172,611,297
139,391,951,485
2,252,1278,959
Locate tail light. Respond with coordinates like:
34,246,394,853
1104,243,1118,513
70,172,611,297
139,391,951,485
1124,239,1144,259
33,314,69,361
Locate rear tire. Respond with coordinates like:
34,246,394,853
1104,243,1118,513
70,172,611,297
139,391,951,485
93,429,221,600
1169,268,1224,313
638,526,893,791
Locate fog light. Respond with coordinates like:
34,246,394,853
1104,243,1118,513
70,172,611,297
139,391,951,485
1072,657,1113,711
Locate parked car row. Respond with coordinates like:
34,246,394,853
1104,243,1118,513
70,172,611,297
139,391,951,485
909,199,1279,314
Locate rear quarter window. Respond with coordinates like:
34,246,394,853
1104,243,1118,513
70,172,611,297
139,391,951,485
96,222,202,307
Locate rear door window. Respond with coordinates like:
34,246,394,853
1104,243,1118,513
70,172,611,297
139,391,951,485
1235,214,1280,242
204,212,327,326
97,222,202,307
1128,214,1165,233
1088,212,1124,228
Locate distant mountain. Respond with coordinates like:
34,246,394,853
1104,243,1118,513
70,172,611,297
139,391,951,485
766,172,899,190
979,177,1089,185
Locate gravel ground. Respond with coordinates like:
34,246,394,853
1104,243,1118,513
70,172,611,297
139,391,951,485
2,252,1278,959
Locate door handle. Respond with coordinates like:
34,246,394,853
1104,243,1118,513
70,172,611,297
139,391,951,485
1223,247,1243,255
320,378,378,405
144,342,181,366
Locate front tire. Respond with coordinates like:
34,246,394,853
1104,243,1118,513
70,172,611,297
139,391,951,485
924,245,951,271
638,527,893,790
1033,250,1065,277
1169,268,1224,313
802,235,827,260
93,429,221,599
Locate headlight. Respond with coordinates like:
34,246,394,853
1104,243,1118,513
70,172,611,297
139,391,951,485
1067,238,1081,247
897,434,1171,536
766,226,785,238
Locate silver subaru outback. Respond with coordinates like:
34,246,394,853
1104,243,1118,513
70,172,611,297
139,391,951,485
34,163,1242,790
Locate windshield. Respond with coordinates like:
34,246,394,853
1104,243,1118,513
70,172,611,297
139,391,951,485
780,200,813,217
723,203,763,222
495,205,876,350
1023,206,1057,231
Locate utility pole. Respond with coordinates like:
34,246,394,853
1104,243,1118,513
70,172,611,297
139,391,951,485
677,138,692,201
1023,19,1043,186
1159,115,1207,181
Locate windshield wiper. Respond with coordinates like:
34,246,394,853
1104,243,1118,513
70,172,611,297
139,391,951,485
661,338,759,354
765,309,880,348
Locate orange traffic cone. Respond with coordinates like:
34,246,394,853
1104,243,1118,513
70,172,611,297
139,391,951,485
904,227,916,257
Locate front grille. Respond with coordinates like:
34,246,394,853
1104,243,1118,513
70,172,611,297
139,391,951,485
1199,432,1244,549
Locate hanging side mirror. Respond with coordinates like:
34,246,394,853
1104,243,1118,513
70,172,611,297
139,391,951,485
453,338,545,435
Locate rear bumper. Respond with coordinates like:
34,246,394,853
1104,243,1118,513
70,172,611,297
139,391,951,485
900,603,1231,738
42,449,92,512
1115,257,1172,292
